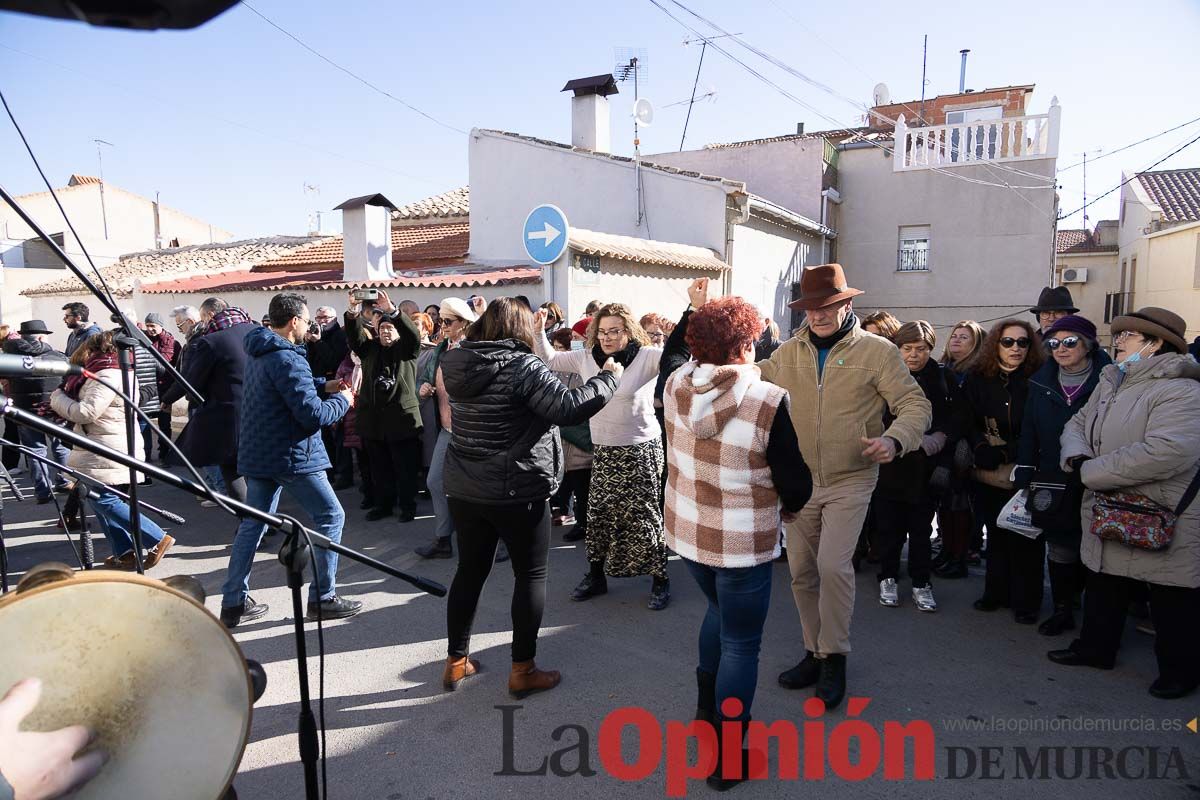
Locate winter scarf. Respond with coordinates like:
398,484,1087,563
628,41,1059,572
195,307,253,337
592,340,641,369
63,352,120,400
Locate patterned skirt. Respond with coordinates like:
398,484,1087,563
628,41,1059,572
586,438,668,579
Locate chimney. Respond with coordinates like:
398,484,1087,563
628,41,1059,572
796,123,805,135
562,74,619,153
958,49,970,93
335,193,397,283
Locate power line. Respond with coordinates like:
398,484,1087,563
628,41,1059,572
1057,114,1200,172
1057,129,1200,221
240,2,468,136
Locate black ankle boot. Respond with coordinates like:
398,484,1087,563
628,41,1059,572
778,651,819,690
706,715,758,791
1038,605,1075,636
695,669,716,726
815,654,846,710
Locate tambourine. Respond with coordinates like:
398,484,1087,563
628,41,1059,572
0,564,252,799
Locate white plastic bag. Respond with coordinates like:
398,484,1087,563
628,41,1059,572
997,490,1042,539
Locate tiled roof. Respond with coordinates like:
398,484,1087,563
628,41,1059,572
705,127,867,150
21,236,325,297
1056,228,1117,255
67,174,101,186
481,130,746,190
1137,168,1200,223
391,187,470,220
569,228,728,272
139,264,540,295
254,223,470,271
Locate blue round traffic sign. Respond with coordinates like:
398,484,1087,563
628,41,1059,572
523,204,569,265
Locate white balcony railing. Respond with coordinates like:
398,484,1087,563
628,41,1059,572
893,98,1061,171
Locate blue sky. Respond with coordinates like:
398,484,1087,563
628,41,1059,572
1,0,1198,239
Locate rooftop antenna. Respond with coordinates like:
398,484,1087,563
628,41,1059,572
679,33,739,152
303,182,322,234
93,138,114,240
615,47,649,226
919,35,928,124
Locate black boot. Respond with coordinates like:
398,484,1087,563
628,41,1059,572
778,651,819,690
695,669,716,726
706,714,759,791
571,562,608,601
1039,561,1076,636
814,654,846,710
935,558,969,579
416,536,453,559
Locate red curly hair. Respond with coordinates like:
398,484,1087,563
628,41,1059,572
685,297,765,365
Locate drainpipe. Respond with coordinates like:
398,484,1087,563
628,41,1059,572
820,188,841,264
724,192,749,296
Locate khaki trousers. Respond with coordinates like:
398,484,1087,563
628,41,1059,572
784,475,877,656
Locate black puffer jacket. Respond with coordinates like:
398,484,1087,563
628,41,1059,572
2,337,67,410
133,342,162,413
441,339,617,505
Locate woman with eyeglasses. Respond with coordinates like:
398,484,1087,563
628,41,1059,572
640,313,668,347
535,301,677,610
1013,315,1110,636
955,319,1044,623
540,302,566,335
1048,308,1200,699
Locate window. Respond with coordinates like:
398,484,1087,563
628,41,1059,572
946,106,1002,161
898,225,930,271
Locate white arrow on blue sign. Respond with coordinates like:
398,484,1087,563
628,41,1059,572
523,204,570,265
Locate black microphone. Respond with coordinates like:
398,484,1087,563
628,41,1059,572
246,659,268,703
0,354,83,378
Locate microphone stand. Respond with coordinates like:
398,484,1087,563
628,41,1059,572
0,183,205,573
1,395,446,800
0,460,20,593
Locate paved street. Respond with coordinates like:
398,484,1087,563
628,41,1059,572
2,468,1197,799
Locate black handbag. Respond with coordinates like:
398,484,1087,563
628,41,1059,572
1027,470,1083,531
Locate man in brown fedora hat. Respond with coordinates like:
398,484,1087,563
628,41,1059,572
759,263,931,709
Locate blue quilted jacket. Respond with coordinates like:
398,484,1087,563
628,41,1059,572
237,326,349,478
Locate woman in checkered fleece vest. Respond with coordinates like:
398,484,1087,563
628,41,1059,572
661,290,811,785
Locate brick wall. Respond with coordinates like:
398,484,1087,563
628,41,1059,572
869,87,1033,130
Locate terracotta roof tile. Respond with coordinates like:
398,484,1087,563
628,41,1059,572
1137,168,1200,223
140,264,540,294
67,174,101,186
254,223,470,272
569,228,728,271
21,236,326,298
391,187,469,220
1056,228,1117,255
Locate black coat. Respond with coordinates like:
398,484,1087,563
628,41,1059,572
875,359,952,503
345,312,422,441
441,339,617,505
954,368,1031,469
306,321,348,384
175,322,256,467
159,336,196,409
2,337,67,410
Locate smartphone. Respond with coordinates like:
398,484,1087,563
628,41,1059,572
353,288,380,302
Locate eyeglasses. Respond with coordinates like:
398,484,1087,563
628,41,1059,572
1046,336,1081,350
647,332,665,342
598,327,627,338
1114,330,1144,343
442,315,461,324
999,337,1031,350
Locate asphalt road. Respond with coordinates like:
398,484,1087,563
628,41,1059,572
1,465,1197,799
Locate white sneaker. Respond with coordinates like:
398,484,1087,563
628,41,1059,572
879,578,899,607
200,499,218,508
912,584,938,612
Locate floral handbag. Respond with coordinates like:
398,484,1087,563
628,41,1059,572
1090,467,1200,552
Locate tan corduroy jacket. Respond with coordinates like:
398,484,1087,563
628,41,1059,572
758,322,931,487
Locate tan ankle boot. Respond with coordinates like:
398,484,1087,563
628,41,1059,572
442,656,481,691
508,660,561,698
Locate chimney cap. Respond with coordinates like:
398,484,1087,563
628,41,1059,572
335,193,399,211
561,74,619,97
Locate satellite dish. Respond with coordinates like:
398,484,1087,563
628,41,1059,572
873,82,891,106
634,98,655,127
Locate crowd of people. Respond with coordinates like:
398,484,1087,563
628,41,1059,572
3,266,1200,792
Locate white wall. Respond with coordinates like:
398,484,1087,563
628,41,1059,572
836,145,1057,332
1055,251,1119,344
469,129,734,263
565,257,722,324
730,215,821,326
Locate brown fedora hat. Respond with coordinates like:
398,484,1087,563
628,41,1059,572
787,264,864,311
1110,307,1189,354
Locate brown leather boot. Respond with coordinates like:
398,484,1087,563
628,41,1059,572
508,660,561,699
442,656,481,691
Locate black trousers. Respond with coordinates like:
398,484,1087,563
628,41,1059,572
1072,570,1200,682
977,484,1045,615
552,468,591,530
446,498,551,663
874,496,936,586
365,437,420,514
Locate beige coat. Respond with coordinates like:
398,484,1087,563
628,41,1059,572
49,367,139,486
758,322,931,487
1060,353,1200,588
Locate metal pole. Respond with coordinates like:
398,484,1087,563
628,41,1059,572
115,337,145,574
680,42,707,151
919,35,928,124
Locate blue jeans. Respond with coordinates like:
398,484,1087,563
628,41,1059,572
221,471,344,608
19,426,69,500
684,559,773,722
427,428,454,540
89,488,166,557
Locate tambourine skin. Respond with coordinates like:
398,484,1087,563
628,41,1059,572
0,569,252,800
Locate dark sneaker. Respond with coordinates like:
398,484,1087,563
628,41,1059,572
398,509,416,523
221,596,269,629
571,572,607,601
647,578,671,611
778,651,820,689
416,537,453,559
306,595,363,621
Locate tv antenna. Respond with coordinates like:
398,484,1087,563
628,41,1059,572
615,48,650,226
93,138,114,240
303,182,324,234
679,33,739,151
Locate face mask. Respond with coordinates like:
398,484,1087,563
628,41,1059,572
1117,344,1149,373
570,340,585,351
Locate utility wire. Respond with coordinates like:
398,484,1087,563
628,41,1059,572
241,2,468,136
1058,114,1200,172
1057,130,1200,221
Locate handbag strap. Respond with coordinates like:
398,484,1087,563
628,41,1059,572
1172,463,1200,517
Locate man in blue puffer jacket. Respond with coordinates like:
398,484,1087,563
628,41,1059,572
219,292,362,628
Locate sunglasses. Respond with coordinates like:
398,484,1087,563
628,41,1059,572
999,337,1031,350
1046,336,1081,351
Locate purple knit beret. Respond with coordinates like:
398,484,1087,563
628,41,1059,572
1044,314,1097,341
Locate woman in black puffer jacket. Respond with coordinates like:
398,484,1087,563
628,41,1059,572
439,298,621,698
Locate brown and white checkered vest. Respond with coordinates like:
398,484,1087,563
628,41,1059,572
663,362,787,568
